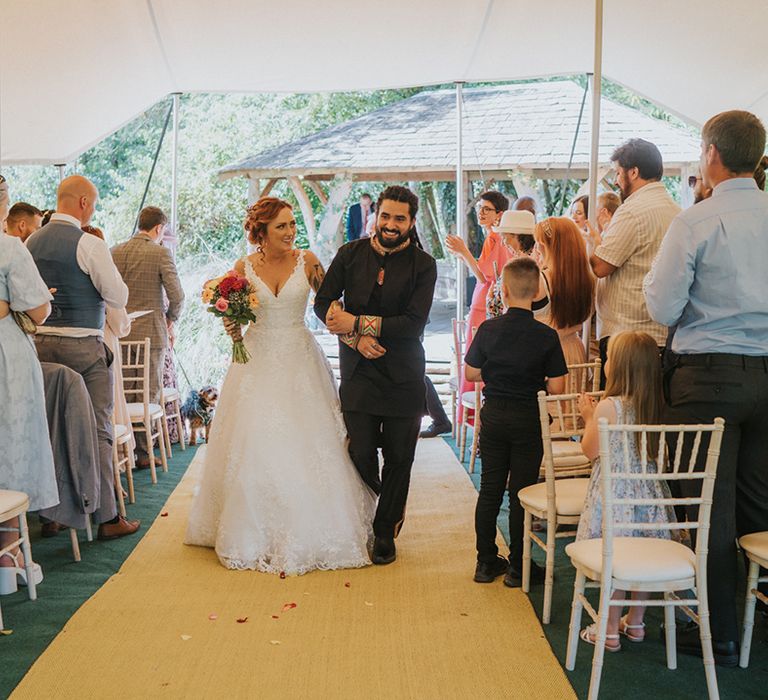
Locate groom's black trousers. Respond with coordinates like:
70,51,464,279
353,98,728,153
343,411,421,539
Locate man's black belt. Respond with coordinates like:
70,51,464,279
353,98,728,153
677,353,768,370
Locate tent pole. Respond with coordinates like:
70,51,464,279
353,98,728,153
170,92,181,235
455,81,465,323
584,0,604,361
55,164,66,182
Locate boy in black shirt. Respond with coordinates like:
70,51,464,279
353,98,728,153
465,257,567,585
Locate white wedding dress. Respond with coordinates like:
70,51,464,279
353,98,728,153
185,250,375,574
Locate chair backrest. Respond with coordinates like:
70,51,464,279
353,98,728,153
452,318,467,384
120,338,151,412
597,417,725,577
565,358,602,394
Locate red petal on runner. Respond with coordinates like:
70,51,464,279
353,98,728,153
236,617,248,624
344,582,351,588
281,603,297,612
272,615,279,619
279,571,286,579
208,614,218,621
160,512,169,517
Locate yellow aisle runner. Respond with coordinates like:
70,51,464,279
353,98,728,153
13,439,574,700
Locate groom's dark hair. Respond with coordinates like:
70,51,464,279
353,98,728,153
377,185,419,220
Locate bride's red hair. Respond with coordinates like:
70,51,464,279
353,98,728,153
244,197,292,247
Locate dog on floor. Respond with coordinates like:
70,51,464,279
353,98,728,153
181,386,219,445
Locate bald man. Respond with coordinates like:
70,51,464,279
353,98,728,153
27,175,140,540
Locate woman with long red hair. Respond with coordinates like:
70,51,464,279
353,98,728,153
533,217,595,364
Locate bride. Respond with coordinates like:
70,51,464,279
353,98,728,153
185,197,375,574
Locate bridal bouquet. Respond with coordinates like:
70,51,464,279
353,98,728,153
202,270,260,364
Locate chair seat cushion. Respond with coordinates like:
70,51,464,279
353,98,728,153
127,403,163,420
163,387,180,402
461,391,477,408
739,532,768,563
565,537,695,582
518,478,589,516
0,489,30,517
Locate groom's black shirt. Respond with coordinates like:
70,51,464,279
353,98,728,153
314,238,437,417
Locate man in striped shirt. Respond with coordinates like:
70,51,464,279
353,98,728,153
589,138,681,387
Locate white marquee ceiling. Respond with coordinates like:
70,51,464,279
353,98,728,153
1,0,765,164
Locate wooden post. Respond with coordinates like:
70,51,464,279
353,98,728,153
316,174,352,265
247,176,261,206
288,176,318,248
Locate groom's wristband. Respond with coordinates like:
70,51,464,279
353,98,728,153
358,315,382,337
341,332,361,350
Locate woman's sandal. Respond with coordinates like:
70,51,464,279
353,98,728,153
619,615,646,643
0,550,43,595
579,624,621,652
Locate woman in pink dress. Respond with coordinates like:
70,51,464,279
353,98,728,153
445,191,511,395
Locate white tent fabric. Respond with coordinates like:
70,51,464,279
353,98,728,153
1,0,766,164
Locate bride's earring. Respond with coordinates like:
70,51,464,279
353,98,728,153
256,243,266,266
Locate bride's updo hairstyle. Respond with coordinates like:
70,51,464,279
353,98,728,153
244,197,293,249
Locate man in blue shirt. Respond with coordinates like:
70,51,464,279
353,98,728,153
644,109,768,667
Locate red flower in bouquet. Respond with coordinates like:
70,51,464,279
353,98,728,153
202,270,260,363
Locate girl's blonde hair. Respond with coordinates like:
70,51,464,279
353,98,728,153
604,331,663,458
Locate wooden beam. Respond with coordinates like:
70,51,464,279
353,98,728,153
246,177,260,206
287,176,317,248
260,178,278,198
306,180,328,205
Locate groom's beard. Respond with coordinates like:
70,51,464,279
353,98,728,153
375,226,411,249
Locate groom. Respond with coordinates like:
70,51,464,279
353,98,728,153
315,185,437,565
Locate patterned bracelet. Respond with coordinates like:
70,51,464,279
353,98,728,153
358,315,382,337
340,332,361,349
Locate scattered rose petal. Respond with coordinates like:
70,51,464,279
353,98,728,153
160,512,169,518
0,629,13,636
269,640,282,645
460,613,468,617
279,571,286,579
364,601,374,607
236,617,248,624
344,582,351,588
281,602,297,612
208,614,218,621
180,634,192,641
271,615,279,620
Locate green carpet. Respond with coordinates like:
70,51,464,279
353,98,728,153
442,435,768,700
0,445,197,699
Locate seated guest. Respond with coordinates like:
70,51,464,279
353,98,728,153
5,203,43,242
111,206,184,466
513,195,537,217
26,175,139,540
464,257,567,586
0,234,57,592
575,331,683,651
533,217,595,365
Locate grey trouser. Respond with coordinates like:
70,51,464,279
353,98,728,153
35,335,118,523
133,346,166,457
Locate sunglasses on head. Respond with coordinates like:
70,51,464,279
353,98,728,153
688,175,701,188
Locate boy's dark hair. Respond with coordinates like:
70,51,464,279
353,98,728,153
702,110,766,175
376,185,419,219
610,138,664,181
478,190,510,213
361,193,372,201
138,206,168,233
502,256,540,300
6,202,42,225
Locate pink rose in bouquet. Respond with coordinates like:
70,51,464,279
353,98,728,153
202,269,260,363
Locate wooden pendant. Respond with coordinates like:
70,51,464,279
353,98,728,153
377,267,385,286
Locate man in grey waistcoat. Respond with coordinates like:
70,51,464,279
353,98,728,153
111,206,184,464
27,175,140,540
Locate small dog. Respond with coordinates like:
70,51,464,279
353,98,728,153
181,386,219,445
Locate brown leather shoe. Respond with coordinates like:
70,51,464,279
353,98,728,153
41,521,62,538
97,516,141,541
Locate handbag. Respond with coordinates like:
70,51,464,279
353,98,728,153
12,310,37,335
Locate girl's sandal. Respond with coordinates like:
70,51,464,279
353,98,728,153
619,616,646,643
580,624,621,652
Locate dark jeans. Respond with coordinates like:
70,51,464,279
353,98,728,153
424,375,450,425
35,335,118,523
475,398,543,566
343,411,421,538
663,355,768,642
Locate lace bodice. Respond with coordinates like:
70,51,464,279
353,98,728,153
244,250,308,333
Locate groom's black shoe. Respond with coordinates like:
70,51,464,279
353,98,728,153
372,537,397,565
473,556,508,583
420,421,452,439
660,621,738,667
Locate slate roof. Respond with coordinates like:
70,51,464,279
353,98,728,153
219,81,701,181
